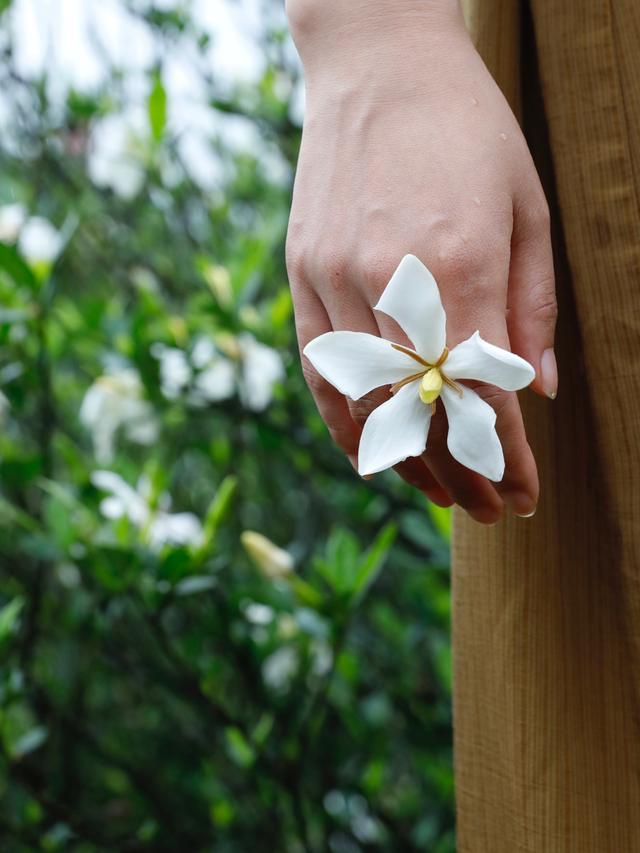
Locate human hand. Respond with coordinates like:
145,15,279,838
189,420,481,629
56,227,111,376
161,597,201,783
285,0,557,523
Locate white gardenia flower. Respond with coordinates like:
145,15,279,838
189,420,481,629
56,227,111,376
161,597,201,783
91,470,204,549
237,333,285,412
262,646,299,691
151,344,192,400
190,341,235,405
18,217,63,265
0,390,10,425
80,368,158,463
189,333,283,410
0,203,27,243
87,114,146,199
303,254,535,481
147,511,204,549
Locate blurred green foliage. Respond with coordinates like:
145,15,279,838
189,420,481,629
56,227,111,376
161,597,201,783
0,2,454,850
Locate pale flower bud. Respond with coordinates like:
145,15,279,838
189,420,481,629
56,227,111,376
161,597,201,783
241,531,293,579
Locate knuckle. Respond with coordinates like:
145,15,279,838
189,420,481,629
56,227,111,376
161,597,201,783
435,232,476,278
531,292,558,326
518,193,551,238
531,199,551,232
285,237,307,284
319,248,350,291
434,231,508,288
354,249,398,297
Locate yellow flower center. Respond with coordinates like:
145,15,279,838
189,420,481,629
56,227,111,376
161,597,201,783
389,343,463,412
418,367,443,404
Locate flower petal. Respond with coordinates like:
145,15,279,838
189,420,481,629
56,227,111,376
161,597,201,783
445,331,535,390
303,331,419,400
441,385,504,481
358,382,431,475
374,254,446,363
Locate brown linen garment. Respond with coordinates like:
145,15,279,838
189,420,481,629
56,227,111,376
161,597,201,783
454,1,640,850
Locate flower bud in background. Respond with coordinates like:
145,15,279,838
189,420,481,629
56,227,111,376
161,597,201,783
241,531,293,579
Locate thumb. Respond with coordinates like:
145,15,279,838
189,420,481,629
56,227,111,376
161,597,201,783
507,194,558,399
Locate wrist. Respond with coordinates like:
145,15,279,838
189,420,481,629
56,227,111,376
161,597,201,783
286,0,467,86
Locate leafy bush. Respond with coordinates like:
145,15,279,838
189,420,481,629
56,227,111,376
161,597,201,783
0,2,454,850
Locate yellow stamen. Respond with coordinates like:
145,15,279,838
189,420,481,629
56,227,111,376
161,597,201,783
386,345,464,402
435,347,449,368
390,343,430,367
443,375,464,397
390,370,428,395
419,367,443,404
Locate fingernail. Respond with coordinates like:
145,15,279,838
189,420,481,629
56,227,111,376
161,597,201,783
516,507,537,518
504,491,537,517
540,348,558,399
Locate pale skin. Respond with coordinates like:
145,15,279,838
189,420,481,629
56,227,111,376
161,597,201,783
285,0,558,524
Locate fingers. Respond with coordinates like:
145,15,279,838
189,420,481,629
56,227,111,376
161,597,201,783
292,284,361,468
468,383,539,517
508,190,558,399
421,406,505,524
394,458,454,506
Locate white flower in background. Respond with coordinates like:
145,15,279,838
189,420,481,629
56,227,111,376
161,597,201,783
262,646,299,691
241,531,294,580
190,337,235,405
0,390,10,425
237,333,284,412
91,470,204,549
80,367,158,463
193,332,284,410
151,344,192,400
304,254,535,481
0,203,27,243
242,602,275,626
92,470,148,525
87,113,146,199
153,333,284,410
310,639,333,677
18,216,63,265
192,358,236,404
148,510,204,549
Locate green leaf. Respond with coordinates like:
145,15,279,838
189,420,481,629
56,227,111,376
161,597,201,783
313,527,360,595
194,475,237,559
0,243,38,290
429,504,452,539
224,727,255,768
312,524,395,606
289,576,324,609
350,523,396,607
148,71,167,142
0,596,24,643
